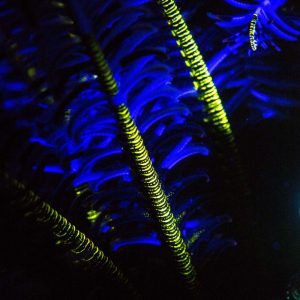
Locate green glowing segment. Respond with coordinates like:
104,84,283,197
75,183,90,197
86,209,101,224
27,67,36,79
175,211,186,224
186,230,205,249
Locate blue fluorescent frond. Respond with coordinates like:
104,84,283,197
112,236,161,251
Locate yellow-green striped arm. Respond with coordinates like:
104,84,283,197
116,104,198,294
1,171,140,299
156,0,233,139
84,34,119,96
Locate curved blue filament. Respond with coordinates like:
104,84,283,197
266,8,300,36
130,88,180,119
139,106,190,134
100,12,146,47
161,138,210,170
118,56,156,94
29,138,55,148
268,23,297,41
224,0,257,10
73,168,132,188
248,75,300,90
250,89,300,107
184,216,226,231
112,237,161,251
42,165,65,174
110,27,157,66
207,42,244,74
215,13,253,28
79,150,123,173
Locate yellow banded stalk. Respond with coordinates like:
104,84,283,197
156,0,234,144
83,34,119,96
249,14,258,51
156,0,249,202
116,104,198,294
1,171,140,299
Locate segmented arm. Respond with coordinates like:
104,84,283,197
116,104,198,293
249,13,258,51
1,171,140,299
156,0,233,140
